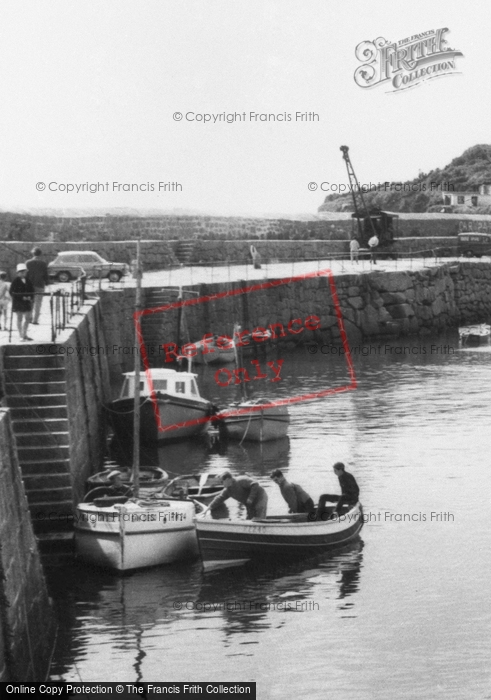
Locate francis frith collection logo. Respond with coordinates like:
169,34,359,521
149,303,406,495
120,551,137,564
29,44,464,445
354,28,463,92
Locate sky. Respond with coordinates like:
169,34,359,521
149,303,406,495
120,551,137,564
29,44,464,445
0,0,489,217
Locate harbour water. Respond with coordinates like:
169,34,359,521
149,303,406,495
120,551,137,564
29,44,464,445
47,335,491,698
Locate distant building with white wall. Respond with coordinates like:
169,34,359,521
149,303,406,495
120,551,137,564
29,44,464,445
443,184,491,207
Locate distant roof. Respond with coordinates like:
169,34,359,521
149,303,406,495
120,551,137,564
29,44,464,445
351,210,400,219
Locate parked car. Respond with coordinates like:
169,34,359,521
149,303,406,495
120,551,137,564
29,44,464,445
457,233,491,258
48,251,130,283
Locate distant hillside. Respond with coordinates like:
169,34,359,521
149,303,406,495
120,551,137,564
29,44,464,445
318,144,491,214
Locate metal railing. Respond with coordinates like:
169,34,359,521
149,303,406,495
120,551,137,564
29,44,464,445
7,277,87,343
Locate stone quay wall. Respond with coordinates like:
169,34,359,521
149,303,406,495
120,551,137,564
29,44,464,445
0,237,456,279
63,301,112,503
188,237,455,265
0,410,56,681
2,211,490,243
98,288,139,393
100,263,491,377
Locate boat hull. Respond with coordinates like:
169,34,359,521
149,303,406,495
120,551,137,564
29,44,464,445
196,503,363,570
459,324,491,345
86,467,168,497
162,473,224,502
107,394,212,444
75,498,198,571
219,403,290,442
193,345,236,365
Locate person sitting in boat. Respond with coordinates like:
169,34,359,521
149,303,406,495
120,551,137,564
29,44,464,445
105,470,133,497
83,470,133,503
270,469,314,514
203,470,268,520
315,462,360,520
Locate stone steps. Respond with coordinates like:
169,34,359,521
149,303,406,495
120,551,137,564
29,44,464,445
175,240,195,264
36,532,75,562
9,405,68,420
17,444,70,461
20,458,72,475
14,431,70,447
3,367,66,383
22,473,72,490
4,380,67,395
6,393,68,407
12,417,69,432
2,345,74,541
26,486,74,505
4,354,65,369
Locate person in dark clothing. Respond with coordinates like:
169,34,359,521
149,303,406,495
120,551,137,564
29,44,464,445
315,462,360,520
10,263,35,341
26,247,49,324
201,471,268,519
270,469,314,514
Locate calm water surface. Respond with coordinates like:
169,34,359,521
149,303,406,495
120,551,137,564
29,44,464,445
47,335,491,699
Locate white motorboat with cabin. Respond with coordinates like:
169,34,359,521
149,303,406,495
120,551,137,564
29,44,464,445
106,368,214,444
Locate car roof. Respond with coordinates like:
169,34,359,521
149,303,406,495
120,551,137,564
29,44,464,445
55,251,101,255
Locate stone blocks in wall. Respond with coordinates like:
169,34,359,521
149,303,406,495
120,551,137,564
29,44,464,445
0,410,56,681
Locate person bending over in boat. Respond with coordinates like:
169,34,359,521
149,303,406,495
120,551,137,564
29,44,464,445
201,470,268,520
270,469,314,514
315,462,360,520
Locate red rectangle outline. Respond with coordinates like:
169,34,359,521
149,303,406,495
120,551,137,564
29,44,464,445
135,267,357,434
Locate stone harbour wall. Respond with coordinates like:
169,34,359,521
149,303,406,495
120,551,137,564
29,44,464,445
97,287,138,392
188,237,456,265
0,410,56,681
453,262,491,324
100,263,491,376
1,237,457,279
2,211,490,243
63,301,112,502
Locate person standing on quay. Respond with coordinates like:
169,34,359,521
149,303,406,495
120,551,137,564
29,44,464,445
368,234,379,265
0,272,11,330
10,263,35,341
350,237,360,263
26,246,49,324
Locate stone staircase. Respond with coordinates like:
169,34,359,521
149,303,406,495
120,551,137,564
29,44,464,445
2,345,74,558
175,239,195,265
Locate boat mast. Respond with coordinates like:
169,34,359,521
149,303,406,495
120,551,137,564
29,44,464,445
132,237,142,497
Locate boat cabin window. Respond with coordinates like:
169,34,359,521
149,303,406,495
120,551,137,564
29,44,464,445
121,378,130,398
153,379,168,391
175,381,186,394
190,380,198,396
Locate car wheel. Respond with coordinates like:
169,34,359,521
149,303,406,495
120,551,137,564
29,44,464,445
108,271,122,282
57,271,71,283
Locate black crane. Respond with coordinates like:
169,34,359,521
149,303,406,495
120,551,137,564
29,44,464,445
340,145,398,258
